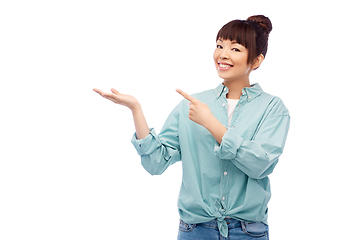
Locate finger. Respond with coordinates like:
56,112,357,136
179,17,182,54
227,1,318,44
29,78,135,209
176,89,197,103
111,88,119,94
93,88,105,96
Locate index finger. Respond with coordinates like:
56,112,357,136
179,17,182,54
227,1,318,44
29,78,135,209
93,88,104,96
176,89,197,103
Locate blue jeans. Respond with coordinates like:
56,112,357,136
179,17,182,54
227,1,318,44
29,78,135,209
177,218,269,240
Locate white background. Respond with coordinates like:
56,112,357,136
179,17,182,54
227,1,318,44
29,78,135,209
1,0,359,239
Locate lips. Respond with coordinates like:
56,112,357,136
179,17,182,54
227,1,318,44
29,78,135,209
218,62,233,70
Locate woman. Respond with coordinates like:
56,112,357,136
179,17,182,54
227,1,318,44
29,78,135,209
94,15,290,240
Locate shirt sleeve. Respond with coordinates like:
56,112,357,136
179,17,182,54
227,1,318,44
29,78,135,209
214,99,290,179
131,105,181,175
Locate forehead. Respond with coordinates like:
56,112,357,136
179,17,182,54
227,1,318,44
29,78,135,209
217,38,239,44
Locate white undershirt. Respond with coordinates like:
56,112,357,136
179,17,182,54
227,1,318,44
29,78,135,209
227,99,239,127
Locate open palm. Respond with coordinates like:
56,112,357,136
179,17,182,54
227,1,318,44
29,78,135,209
93,88,139,110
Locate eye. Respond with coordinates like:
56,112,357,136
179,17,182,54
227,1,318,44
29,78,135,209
216,45,223,49
232,48,241,52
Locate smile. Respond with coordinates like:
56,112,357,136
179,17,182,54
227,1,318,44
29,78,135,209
218,62,233,70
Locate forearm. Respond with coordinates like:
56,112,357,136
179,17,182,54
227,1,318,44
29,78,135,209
216,132,280,179
93,88,151,139
204,116,227,144
214,114,290,179
132,105,150,140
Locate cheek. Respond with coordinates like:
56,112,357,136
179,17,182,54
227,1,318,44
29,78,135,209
213,51,220,68
233,54,248,67
213,50,218,61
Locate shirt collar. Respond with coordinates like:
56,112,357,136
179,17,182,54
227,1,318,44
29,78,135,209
215,83,228,99
215,83,263,101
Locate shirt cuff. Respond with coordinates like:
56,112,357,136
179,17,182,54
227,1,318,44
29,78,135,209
131,128,161,155
214,128,244,160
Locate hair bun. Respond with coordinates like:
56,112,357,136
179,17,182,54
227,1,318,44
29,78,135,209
247,15,272,34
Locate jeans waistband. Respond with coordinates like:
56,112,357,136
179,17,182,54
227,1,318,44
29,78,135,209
199,218,242,229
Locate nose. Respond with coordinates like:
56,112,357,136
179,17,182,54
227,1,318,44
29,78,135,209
219,49,229,60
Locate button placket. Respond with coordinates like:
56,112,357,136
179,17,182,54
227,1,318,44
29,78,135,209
220,159,230,208
217,95,228,129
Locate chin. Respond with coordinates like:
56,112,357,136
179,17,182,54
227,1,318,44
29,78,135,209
218,72,236,81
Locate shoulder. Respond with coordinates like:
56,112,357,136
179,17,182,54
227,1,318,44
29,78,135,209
259,91,290,116
177,87,216,106
191,88,216,100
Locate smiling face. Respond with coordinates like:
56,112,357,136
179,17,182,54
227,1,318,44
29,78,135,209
213,38,253,83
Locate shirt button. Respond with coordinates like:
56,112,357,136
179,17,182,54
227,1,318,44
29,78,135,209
223,196,226,201
222,103,226,107
248,96,251,99
224,171,228,176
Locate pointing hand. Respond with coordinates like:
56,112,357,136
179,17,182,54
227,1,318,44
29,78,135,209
176,89,215,128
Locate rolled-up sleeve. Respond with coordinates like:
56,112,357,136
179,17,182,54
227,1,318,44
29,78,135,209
131,128,161,155
131,105,181,176
215,100,290,179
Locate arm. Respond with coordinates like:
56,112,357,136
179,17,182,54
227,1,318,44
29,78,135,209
93,88,150,139
215,105,290,179
94,88,181,175
176,88,290,179
131,105,150,140
131,106,181,175
203,116,227,145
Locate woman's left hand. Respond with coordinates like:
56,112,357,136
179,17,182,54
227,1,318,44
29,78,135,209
176,89,215,128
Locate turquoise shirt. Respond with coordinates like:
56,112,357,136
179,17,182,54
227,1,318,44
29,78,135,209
131,83,290,237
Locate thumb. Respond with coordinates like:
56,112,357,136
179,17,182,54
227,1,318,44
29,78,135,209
111,88,119,94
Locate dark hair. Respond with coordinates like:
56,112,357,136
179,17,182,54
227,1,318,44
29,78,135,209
216,15,272,65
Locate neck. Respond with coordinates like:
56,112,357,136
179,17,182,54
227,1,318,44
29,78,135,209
223,78,251,99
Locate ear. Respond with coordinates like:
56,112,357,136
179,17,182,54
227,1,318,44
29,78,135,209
252,54,264,70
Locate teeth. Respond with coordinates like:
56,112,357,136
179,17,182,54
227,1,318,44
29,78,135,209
219,63,232,68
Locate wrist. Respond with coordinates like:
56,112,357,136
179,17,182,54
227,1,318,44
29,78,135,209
130,102,142,112
204,115,221,131
204,115,227,144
